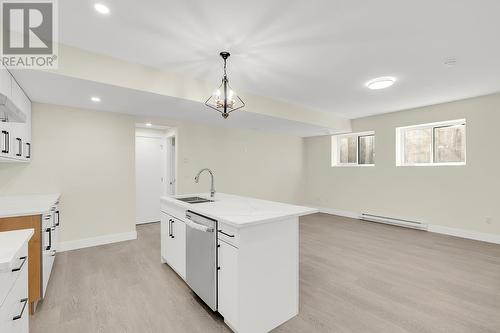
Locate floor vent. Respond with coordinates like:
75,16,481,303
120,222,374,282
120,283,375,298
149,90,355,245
361,214,428,231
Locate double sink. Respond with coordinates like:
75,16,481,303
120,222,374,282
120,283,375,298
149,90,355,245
176,196,214,204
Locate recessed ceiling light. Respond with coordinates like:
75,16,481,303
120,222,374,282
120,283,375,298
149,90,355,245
145,123,152,127
366,77,396,90
94,3,110,15
91,96,101,102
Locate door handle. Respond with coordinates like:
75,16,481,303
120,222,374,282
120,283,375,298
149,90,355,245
11,256,27,272
15,138,22,156
186,220,214,233
46,227,52,250
1,130,9,153
13,298,28,321
26,142,31,158
218,230,235,238
55,210,60,226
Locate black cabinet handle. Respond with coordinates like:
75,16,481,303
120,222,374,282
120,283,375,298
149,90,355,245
168,219,172,237
25,142,31,158
218,230,235,238
55,210,60,226
11,256,27,272
46,227,52,250
13,298,28,320
15,137,22,156
171,220,175,238
1,130,9,153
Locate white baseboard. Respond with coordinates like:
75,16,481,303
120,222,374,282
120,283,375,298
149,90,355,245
136,220,160,225
428,225,500,245
59,231,137,252
317,207,500,245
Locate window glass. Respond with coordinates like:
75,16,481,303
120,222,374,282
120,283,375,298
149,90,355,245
339,136,357,164
358,135,375,165
434,125,465,163
404,128,432,164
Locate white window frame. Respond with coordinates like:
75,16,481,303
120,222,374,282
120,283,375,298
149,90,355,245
396,119,466,167
331,131,375,167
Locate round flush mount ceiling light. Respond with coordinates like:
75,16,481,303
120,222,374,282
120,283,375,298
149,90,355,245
94,3,110,15
365,76,396,90
91,96,101,102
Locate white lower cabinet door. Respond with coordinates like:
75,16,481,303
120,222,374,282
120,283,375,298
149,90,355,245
171,218,186,279
160,213,172,263
218,240,238,329
161,213,186,279
0,257,29,333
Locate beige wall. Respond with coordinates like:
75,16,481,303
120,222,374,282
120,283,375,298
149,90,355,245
0,103,305,243
0,103,137,242
303,93,500,236
136,118,305,205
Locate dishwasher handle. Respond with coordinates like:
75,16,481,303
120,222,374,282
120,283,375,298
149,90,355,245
185,219,214,233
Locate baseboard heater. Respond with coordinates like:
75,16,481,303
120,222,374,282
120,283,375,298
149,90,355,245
361,213,428,231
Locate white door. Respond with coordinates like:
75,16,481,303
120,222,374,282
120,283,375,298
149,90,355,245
136,136,164,224
166,136,176,195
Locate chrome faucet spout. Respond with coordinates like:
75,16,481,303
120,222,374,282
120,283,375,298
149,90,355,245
194,168,216,198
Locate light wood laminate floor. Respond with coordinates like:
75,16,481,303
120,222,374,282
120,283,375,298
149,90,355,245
31,214,500,333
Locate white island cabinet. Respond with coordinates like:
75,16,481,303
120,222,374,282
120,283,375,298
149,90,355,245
160,193,317,333
0,229,33,333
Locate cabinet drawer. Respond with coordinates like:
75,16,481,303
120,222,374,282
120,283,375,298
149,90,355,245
161,204,186,222
0,253,29,333
217,223,239,248
0,243,28,308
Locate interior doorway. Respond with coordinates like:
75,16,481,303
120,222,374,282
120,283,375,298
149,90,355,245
135,125,176,225
166,136,176,195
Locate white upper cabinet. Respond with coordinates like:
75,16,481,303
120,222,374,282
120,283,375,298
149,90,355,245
0,66,32,163
0,65,12,103
0,122,13,159
10,79,30,122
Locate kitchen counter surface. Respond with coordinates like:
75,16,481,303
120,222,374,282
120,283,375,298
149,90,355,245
0,228,34,271
161,193,318,228
0,194,61,218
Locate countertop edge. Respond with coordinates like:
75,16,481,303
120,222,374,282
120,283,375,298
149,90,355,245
0,228,34,271
160,194,319,228
0,193,61,219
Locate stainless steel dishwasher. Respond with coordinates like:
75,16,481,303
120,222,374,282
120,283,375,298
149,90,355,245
185,210,218,311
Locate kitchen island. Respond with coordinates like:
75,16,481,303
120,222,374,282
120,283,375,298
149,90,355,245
160,193,317,333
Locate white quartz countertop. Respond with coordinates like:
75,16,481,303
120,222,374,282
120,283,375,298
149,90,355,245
0,194,61,218
161,193,318,228
0,229,34,271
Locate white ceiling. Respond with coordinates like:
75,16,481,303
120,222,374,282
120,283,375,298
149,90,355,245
13,70,341,137
56,0,500,119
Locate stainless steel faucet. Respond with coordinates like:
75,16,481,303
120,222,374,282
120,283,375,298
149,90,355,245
194,168,216,198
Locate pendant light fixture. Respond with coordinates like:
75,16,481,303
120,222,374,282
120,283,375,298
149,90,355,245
205,52,245,119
